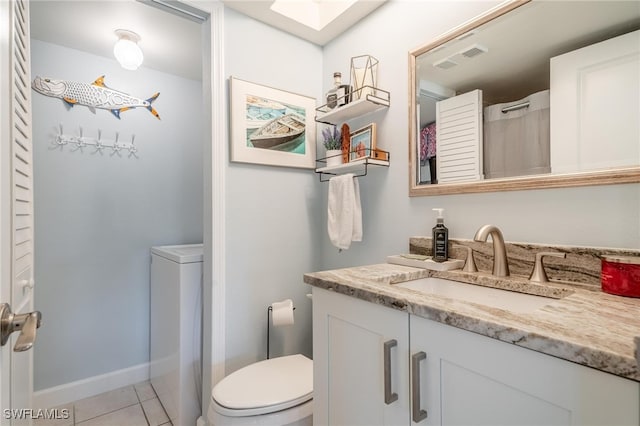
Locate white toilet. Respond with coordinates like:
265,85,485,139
207,354,313,426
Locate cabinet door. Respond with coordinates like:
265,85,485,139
313,288,410,426
410,315,640,426
550,30,640,173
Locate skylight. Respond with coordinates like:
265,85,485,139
270,0,357,31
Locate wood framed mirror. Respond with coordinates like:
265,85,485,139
409,0,640,196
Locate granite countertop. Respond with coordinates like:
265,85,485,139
303,263,640,382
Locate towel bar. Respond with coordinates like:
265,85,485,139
314,148,390,182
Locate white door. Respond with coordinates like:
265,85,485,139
435,89,484,183
1,0,37,424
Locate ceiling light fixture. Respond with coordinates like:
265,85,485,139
113,29,144,70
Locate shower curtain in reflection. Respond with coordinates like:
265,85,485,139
483,89,551,179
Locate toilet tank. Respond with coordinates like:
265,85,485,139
150,244,203,426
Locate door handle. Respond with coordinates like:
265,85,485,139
0,303,42,352
411,351,428,423
383,339,398,404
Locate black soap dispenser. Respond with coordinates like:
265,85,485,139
432,208,449,262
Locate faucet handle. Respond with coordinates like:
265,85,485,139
529,252,566,283
462,246,478,273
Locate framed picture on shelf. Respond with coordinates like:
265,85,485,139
349,123,376,161
229,76,316,169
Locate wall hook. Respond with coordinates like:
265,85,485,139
50,125,140,158
128,135,138,158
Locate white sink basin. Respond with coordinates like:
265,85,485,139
396,277,554,313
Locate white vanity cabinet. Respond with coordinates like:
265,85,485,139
312,287,410,425
313,287,640,426
411,315,639,426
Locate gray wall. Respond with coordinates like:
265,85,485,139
223,9,324,374
32,40,203,390
319,0,640,273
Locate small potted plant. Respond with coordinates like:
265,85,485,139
322,126,342,167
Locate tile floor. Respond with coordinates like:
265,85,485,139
35,381,172,426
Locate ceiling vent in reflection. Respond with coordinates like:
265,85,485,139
459,44,488,58
433,57,458,70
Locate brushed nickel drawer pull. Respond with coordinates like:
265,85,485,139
383,339,398,404
412,351,428,422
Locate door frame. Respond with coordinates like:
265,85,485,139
0,0,15,420
191,0,227,418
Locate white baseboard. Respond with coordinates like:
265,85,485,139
33,362,150,409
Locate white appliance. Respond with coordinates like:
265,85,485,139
150,244,203,426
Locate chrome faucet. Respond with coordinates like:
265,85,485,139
473,225,510,277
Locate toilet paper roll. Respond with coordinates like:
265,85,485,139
271,299,294,327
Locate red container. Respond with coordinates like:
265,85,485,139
601,256,640,297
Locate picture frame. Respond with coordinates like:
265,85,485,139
230,77,316,169
349,123,377,161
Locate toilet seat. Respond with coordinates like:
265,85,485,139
212,354,313,417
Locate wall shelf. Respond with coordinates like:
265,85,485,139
315,87,390,125
315,86,391,181
315,149,390,182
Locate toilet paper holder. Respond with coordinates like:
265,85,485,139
266,303,296,359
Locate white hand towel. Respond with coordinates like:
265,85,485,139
328,174,362,250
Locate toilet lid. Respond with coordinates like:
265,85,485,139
212,354,313,416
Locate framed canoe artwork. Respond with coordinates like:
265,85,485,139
230,77,316,169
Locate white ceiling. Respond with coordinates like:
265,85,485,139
220,0,386,46
29,0,386,81
30,0,204,81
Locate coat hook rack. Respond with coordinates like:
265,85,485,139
53,124,139,157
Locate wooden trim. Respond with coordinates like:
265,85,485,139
408,51,417,198
409,167,640,196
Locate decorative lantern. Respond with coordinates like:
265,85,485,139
350,55,378,100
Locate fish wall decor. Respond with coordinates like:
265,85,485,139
32,75,160,120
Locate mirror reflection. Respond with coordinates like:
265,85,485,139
410,0,640,194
